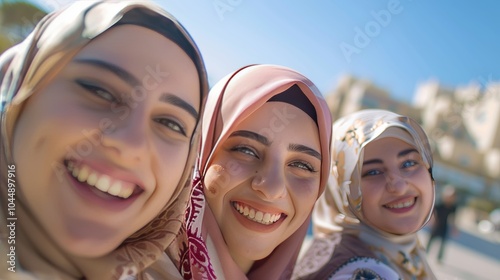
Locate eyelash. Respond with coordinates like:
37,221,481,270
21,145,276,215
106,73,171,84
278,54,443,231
231,145,259,159
230,145,317,172
290,161,317,172
77,79,188,137
154,117,187,136
76,79,118,103
362,160,419,177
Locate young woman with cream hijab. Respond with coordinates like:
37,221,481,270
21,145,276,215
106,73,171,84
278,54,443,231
176,64,332,279
293,109,437,280
0,1,208,279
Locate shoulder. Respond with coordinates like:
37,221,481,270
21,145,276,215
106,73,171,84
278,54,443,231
329,257,401,280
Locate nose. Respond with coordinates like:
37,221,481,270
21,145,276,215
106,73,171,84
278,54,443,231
100,111,148,162
251,164,287,200
384,170,407,193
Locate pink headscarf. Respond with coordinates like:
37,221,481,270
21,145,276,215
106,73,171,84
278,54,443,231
177,64,332,279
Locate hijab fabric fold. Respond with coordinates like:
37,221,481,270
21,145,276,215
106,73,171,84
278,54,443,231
0,1,208,279
294,109,436,280
177,64,332,279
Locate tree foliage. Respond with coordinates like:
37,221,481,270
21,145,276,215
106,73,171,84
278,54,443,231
0,0,47,53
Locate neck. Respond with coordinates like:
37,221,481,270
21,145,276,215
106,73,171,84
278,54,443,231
231,252,254,274
1,178,119,279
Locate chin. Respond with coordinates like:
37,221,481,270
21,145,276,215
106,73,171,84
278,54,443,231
389,225,419,235
60,235,124,258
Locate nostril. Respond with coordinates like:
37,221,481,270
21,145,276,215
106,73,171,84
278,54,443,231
252,175,264,187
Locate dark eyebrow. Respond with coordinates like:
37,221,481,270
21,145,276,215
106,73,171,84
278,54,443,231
160,93,198,120
398,148,419,157
289,143,321,160
363,148,420,166
229,130,270,146
363,159,383,166
75,59,199,120
74,58,140,87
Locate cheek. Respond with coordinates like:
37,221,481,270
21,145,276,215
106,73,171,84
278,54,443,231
204,163,235,199
288,179,320,213
361,199,376,220
416,173,434,208
360,183,380,215
360,181,379,200
156,143,190,185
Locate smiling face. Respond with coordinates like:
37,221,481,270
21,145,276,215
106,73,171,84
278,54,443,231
12,25,200,257
204,101,321,272
360,137,433,235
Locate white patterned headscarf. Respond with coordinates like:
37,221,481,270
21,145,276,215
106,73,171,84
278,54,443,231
312,109,436,279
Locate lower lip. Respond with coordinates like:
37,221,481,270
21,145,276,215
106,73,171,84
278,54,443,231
384,198,417,214
231,205,284,233
65,169,139,211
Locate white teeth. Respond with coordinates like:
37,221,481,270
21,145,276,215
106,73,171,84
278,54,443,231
87,172,98,186
234,202,282,225
386,198,415,209
77,166,89,182
249,208,256,219
255,211,263,221
95,175,111,192
72,167,79,178
66,162,135,199
67,161,74,171
263,213,271,223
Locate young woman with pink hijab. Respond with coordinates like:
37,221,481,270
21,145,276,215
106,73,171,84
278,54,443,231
174,64,332,279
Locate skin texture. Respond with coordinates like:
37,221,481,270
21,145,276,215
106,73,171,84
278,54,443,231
204,102,321,273
12,25,200,257
360,137,433,235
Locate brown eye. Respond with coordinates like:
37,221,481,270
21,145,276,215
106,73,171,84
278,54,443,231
230,145,259,159
76,79,117,103
289,161,316,172
154,118,186,136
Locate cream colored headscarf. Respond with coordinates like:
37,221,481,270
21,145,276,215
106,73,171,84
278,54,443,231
176,64,332,280
294,109,437,280
0,1,208,279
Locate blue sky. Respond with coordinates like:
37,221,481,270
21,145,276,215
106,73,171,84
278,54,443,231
31,0,500,103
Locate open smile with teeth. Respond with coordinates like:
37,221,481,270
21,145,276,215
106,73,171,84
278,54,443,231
385,197,416,209
233,202,283,225
66,160,137,199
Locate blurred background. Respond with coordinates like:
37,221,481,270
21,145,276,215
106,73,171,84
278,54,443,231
1,0,499,279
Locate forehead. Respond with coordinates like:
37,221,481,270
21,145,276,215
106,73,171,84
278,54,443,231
69,24,200,106
73,25,176,64
234,102,320,145
363,137,416,158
